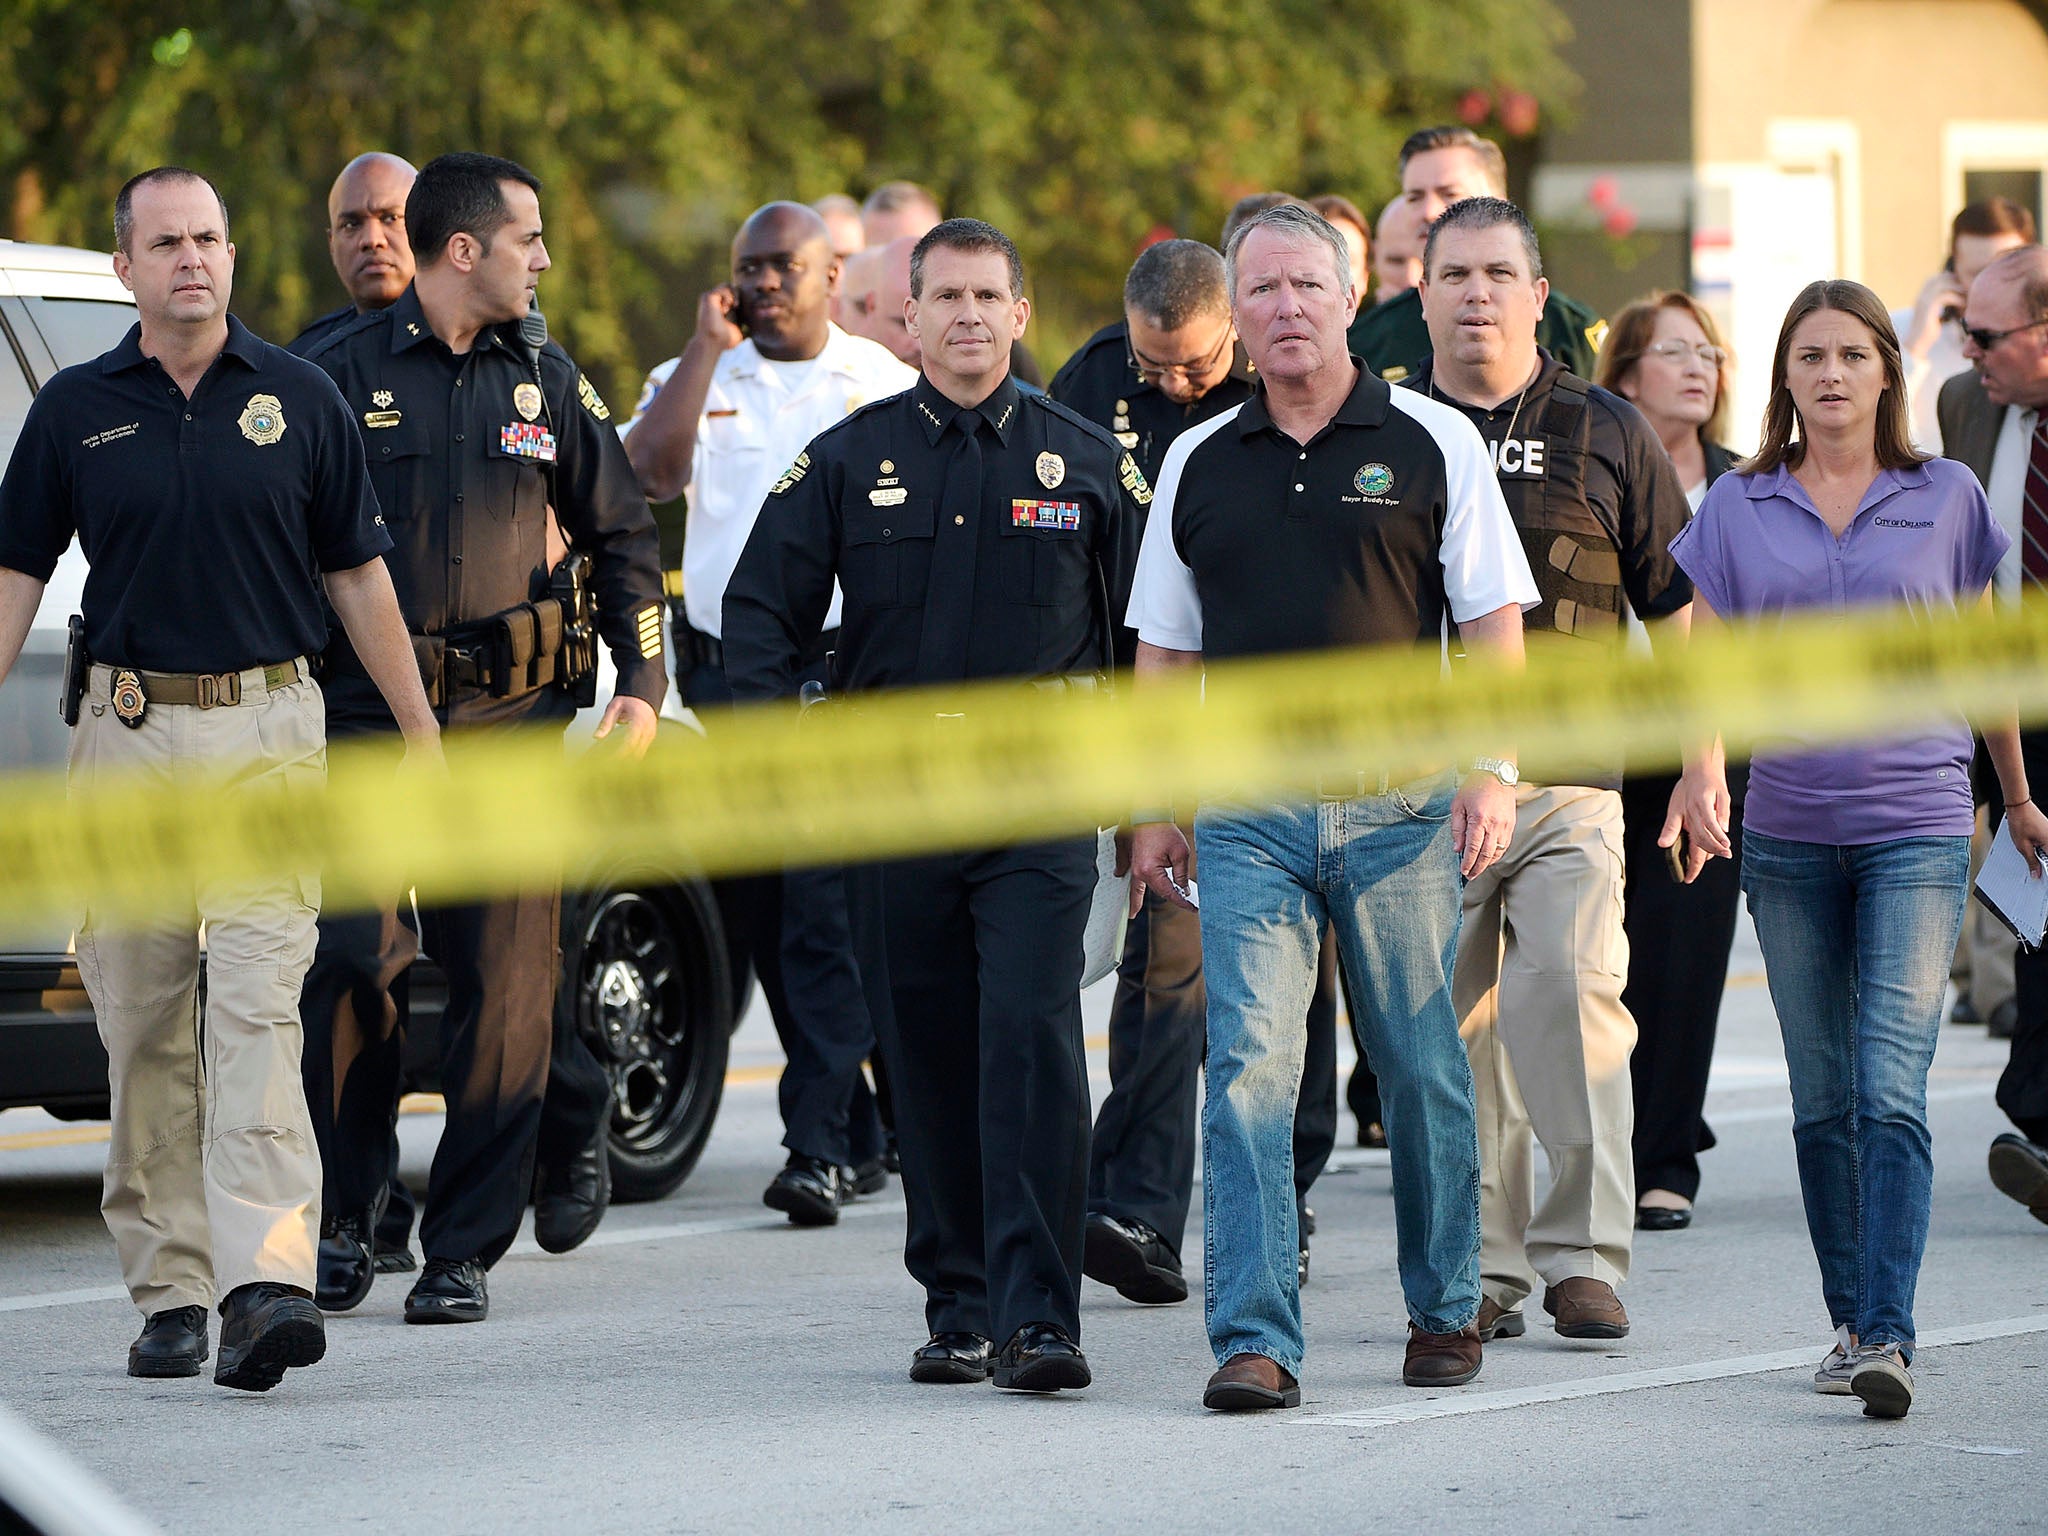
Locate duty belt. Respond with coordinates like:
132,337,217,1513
90,658,304,708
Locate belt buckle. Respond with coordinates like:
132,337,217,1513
1316,769,1389,801
934,711,965,727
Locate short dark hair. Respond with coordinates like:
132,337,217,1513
1123,240,1228,330
863,180,942,220
1219,192,1307,251
908,218,1024,300
407,152,542,269
1397,126,1509,196
1952,196,2037,259
1310,193,1369,236
1422,195,1543,282
114,167,228,254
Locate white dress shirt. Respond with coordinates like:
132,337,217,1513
1984,400,2037,603
621,325,914,638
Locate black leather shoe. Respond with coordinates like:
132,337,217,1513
404,1258,489,1324
882,1142,901,1175
763,1153,844,1227
534,1126,612,1255
994,1322,1091,1393
1989,1133,2048,1225
1082,1212,1188,1304
315,1209,376,1312
128,1304,208,1378
1297,1200,1317,1238
373,1240,418,1275
1635,1204,1693,1232
909,1331,995,1383
215,1284,325,1392
848,1157,889,1197
1298,1238,1311,1289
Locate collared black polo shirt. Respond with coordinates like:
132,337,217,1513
1048,321,1255,487
0,314,390,673
302,285,666,726
722,370,1146,700
1406,352,1693,631
1127,360,1533,664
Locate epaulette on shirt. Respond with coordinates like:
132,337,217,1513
1026,389,1125,454
296,304,388,365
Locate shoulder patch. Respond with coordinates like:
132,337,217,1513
1584,318,1610,355
1118,452,1152,507
576,372,612,422
770,451,811,496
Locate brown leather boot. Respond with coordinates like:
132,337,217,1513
1543,1277,1630,1339
1203,1353,1301,1411
1403,1323,1483,1387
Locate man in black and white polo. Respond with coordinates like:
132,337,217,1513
1125,202,1538,1410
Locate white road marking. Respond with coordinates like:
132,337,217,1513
1295,1311,2048,1428
0,1201,911,1315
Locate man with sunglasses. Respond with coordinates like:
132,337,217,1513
1050,239,1347,1305
1942,242,2048,1227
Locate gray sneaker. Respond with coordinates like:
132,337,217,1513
1850,1343,1914,1418
1813,1326,1857,1395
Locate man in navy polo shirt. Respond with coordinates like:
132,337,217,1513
1125,202,1536,1409
0,167,439,1392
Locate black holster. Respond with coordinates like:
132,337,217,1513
61,614,89,727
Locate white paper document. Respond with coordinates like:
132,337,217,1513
1974,817,2048,949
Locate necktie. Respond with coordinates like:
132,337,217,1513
2022,413,2048,593
913,408,985,682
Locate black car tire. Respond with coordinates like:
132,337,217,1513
559,863,732,1204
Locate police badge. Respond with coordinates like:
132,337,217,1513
238,394,286,446
513,382,543,421
1036,451,1065,489
110,670,147,728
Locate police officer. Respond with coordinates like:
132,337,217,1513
302,153,667,1325
290,153,418,355
622,202,913,1226
1411,196,1692,1343
1050,239,1345,1301
725,218,1143,1392
0,167,440,1389
292,153,618,1292
1351,127,1606,385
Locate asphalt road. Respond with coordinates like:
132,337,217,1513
1,914,2042,1535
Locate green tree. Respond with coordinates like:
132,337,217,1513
0,0,1571,404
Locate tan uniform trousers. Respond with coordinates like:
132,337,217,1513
69,663,325,1317
1455,783,1635,1309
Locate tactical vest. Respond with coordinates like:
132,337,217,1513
1495,374,1626,639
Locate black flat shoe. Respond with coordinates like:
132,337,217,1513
1082,1213,1188,1304
909,1331,995,1383
128,1304,208,1378
404,1258,489,1324
847,1157,889,1197
315,1209,376,1312
1635,1205,1693,1231
534,1123,612,1255
994,1322,1091,1393
763,1154,845,1227
215,1284,325,1392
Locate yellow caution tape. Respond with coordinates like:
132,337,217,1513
4,597,2047,931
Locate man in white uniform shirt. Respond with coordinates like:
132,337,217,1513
624,201,914,1221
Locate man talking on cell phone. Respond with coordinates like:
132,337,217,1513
623,202,914,1224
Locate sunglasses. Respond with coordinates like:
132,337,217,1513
1962,316,2048,353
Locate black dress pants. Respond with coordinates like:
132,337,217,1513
1087,889,1338,1257
867,839,1095,1343
303,886,560,1269
2002,734,2048,1144
1619,768,1745,1202
685,652,886,1168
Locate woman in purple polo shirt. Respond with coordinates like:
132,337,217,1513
1665,279,2048,1420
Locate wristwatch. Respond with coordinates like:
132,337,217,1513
1469,756,1520,787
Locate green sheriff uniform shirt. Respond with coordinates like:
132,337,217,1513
1347,286,1608,386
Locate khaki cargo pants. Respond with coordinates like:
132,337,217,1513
1455,783,1636,1310
70,663,326,1316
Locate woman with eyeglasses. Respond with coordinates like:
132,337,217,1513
1666,279,2048,1418
1595,293,1742,1235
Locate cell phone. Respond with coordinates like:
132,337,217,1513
1664,826,1691,884
722,285,749,338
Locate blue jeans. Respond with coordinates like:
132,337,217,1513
1741,830,1970,1355
1195,777,1481,1374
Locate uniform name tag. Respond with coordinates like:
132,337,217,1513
1011,499,1082,531
1490,437,1547,478
364,410,402,429
500,422,557,462
870,487,908,506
